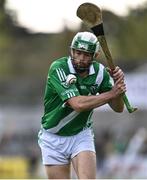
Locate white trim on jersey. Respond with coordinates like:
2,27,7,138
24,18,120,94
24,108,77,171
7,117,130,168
56,68,67,82
89,64,95,75
67,91,76,98
67,57,76,74
95,64,104,86
46,111,80,133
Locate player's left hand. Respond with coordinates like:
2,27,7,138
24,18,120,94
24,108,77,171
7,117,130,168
107,66,125,82
109,66,126,96
112,66,124,82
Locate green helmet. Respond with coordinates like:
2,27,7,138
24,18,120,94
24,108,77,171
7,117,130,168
70,32,100,55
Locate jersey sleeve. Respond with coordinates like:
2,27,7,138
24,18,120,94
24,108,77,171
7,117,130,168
48,62,80,101
99,68,113,93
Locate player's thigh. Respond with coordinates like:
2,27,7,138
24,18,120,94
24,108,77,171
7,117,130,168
72,151,96,179
45,164,70,179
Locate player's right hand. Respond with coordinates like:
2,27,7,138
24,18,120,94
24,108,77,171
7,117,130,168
112,78,126,97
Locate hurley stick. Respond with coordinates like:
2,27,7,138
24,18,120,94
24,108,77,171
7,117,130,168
77,2,137,113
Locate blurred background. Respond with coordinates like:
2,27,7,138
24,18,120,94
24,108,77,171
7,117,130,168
0,0,147,178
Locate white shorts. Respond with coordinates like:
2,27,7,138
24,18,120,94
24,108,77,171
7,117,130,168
38,128,96,165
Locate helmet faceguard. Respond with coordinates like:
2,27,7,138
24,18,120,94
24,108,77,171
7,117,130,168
71,52,92,73
70,32,100,73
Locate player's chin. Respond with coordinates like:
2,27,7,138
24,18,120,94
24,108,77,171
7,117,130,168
80,64,90,69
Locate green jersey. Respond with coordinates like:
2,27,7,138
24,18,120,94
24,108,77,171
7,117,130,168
41,57,112,136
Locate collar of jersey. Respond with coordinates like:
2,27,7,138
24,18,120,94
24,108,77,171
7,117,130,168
67,57,95,75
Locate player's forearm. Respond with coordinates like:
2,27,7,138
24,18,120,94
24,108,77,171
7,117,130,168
67,90,115,112
108,95,124,112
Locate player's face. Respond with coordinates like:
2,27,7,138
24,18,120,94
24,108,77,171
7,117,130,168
71,49,93,73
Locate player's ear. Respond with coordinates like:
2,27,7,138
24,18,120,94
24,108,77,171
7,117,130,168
94,52,100,59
